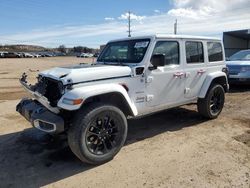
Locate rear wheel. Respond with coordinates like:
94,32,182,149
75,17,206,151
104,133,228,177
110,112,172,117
197,84,225,119
68,103,127,164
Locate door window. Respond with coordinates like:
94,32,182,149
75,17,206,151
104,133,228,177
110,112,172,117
185,41,204,63
152,41,179,65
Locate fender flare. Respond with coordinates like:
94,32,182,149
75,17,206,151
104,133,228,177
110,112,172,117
198,72,228,98
57,83,138,116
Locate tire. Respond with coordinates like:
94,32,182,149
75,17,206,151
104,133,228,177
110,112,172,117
197,84,225,119
68,103,127,164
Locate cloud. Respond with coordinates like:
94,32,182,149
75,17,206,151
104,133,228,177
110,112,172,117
168,0,250,19
0,22,127,47
104,17,115,21
1,1,250,48
118,12,146,21
154,9,160,13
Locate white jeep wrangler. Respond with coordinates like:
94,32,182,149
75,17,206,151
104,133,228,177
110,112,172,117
17,35,229,164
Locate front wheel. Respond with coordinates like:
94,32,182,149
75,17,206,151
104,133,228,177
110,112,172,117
197,84,225,119
68,103,127,164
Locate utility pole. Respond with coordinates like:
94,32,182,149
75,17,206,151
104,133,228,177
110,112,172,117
174,19,177,35
128,11,131,37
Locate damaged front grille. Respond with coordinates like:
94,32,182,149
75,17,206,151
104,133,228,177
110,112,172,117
36,76,64,107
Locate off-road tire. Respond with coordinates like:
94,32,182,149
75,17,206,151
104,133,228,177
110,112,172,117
68,103,127,165
197,84,225,119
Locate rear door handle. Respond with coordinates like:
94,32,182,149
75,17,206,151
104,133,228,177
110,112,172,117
173,72,184,78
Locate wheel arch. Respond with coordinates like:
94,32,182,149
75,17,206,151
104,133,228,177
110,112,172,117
83,92,136,117
58,83,138,117
198,72,229,98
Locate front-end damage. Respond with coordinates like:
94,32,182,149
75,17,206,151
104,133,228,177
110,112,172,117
16,99,64,133
16,73,68,133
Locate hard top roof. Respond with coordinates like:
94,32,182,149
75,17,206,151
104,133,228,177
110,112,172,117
109,34,221,42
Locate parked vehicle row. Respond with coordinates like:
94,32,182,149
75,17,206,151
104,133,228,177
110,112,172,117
0,51,66,58
77,52,99,58
77,53,94,58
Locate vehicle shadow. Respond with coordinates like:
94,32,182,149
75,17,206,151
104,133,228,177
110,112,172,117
0,107,207,187
229,84,250,93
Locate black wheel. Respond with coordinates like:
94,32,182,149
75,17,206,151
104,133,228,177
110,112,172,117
197,84,225,119
68,103,127,164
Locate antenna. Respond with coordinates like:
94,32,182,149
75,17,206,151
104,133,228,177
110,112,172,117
128,11,131,37
174,19,177,35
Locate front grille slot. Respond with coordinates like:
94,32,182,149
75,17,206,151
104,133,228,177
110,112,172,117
36,77,63,107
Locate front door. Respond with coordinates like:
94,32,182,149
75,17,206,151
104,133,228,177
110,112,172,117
146,40,185,107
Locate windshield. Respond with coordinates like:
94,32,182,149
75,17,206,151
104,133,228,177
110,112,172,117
229,50,250,61
98,39,150,63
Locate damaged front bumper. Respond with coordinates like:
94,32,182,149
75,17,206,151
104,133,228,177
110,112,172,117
16,99,65,133
17,73,64,133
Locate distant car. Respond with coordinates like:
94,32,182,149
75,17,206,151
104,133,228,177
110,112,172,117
17,53,24,58
1,52,9,58
0,52,6,58
23,53,34,58
38,53,46,57
78,53,93,58
93,52,100,57
44,53,53,57
4,52,22,58
31,53,41,58
54,52,66,56
226,49,250,84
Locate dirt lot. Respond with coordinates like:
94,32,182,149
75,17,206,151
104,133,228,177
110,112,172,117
0,57,249,188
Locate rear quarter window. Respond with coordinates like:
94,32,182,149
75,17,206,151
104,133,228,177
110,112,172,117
207,42,223,62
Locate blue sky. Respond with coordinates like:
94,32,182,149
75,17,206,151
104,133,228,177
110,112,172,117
0,0,250,48
0,0,168,34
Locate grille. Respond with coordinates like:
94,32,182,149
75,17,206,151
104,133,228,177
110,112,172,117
228,65,241,75
36,77,64,107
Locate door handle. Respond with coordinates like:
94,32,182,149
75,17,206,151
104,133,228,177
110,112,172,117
173,72,184,78
197,69,206,75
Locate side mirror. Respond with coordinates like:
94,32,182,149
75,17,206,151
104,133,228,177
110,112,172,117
150,54,165,69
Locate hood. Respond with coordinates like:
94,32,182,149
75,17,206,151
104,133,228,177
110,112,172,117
226,60,250,66
40,64,132,84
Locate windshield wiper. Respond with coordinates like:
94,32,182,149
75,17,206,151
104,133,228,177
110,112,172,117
111,59,124,65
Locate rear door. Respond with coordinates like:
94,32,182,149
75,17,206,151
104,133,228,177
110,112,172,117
183,40,208,99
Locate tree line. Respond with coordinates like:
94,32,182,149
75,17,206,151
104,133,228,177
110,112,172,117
58,45,98,54
0,44,99,54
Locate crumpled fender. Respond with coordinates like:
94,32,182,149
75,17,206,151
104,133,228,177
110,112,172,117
57,83,138,116
198,71,228,98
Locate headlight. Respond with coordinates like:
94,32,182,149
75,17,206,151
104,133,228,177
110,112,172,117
62,98,83,105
